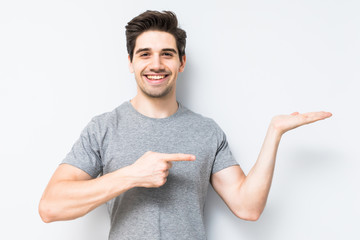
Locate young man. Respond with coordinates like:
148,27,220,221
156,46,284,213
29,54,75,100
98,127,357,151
39,10,332,239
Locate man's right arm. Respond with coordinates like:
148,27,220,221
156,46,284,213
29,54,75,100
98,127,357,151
38,163,135,223
38,151,195,223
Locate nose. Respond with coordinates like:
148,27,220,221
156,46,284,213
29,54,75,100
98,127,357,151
149,54,165,72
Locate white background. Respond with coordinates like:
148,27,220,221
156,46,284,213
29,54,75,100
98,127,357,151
1,0,359,239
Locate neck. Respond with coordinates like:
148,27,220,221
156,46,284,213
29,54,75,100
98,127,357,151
130,91,178,119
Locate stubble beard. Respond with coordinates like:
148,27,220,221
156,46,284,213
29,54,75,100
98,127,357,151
139,83,174,98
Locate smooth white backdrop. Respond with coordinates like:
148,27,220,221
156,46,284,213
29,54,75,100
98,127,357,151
1,0,359,239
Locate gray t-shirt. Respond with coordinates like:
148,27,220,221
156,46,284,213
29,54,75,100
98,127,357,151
62,100,239,240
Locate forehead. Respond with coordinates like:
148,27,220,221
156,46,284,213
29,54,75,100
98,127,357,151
134,30,177,52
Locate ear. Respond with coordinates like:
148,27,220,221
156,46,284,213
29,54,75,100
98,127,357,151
128,55,134,73
179,55,186,72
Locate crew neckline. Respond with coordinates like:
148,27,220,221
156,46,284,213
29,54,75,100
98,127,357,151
126,100,183,121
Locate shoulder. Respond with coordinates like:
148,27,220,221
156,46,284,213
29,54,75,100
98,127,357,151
92,101,130,123
180,104,224,136
83,102,129,134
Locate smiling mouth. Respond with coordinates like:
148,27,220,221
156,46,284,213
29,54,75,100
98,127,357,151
145,74,169,80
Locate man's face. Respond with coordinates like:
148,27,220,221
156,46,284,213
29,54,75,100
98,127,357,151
129,30,186,98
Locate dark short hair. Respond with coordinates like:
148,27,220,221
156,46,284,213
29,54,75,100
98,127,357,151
125,10,187,63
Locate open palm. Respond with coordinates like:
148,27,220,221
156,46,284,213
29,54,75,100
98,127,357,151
271,111,332,135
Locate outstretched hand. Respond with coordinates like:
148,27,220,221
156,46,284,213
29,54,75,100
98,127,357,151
270,111,332,135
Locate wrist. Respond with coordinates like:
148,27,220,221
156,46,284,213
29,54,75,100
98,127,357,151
115,165,139,189
267,124,283,141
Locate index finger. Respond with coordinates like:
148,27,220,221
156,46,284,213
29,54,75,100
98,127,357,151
159,153,196,162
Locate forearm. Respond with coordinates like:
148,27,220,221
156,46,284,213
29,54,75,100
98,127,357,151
236,125,282,216
212,111,331,221
40,151,194,223
39,166,135,222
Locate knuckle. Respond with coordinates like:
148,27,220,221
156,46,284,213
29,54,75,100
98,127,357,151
162,162,169,169
143,151,152,158
158,163,168,171
155,178,166,187
161,178,167,185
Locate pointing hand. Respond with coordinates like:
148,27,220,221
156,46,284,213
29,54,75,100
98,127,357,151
128,151,196,188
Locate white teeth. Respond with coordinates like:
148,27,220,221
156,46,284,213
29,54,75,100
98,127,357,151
147,75,166,80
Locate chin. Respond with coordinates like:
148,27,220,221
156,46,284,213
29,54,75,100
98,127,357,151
142,87,174,99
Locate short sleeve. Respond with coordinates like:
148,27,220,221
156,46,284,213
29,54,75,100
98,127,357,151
211,122,239,174
61,118,103,178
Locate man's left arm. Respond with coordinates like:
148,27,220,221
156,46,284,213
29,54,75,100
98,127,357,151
211,111,332,221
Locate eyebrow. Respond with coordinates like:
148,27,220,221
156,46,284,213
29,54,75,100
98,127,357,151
162,48,178,54
135,48,178,55
135,48,150,55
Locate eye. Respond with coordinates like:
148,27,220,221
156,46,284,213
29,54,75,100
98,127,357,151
140,53,149,57
162,52,173,57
